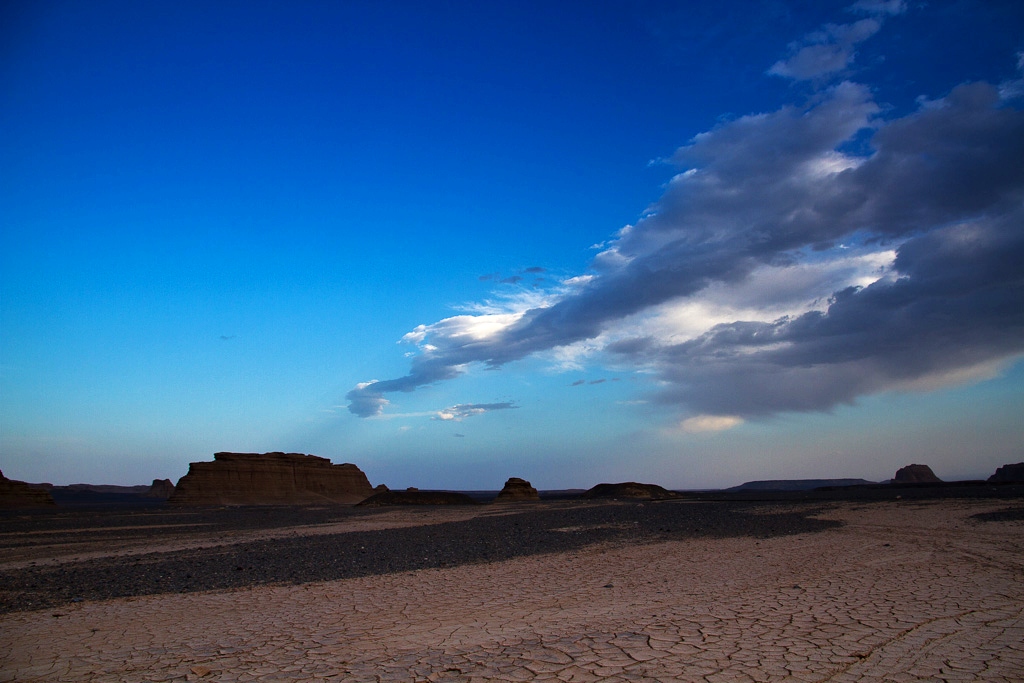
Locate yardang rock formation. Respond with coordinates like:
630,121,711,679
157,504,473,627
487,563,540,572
144,478,175,499
892,464,942,484
495,477,540,502
169,452,373,506
581,482,681,500
988,462,1024,483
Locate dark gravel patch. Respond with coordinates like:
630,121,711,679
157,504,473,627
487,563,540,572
686,481,1024,503
0,501,839,615
970,506,1024,522
358,490,478,506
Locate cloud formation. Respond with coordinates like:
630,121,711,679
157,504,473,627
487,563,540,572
680,415,745,434
433,402,517,421
768,1,903,82
768,19,881,81
349,5,1024,425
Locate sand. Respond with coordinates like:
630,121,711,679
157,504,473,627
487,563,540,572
1,499,1022,682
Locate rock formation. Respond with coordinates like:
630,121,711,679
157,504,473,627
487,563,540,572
988,462,1024,483
892,464,942,483
495,477,539,502
144,478,175,499
0,470,56,508
169,452,373,506
581,482,681,500
357,490,477,506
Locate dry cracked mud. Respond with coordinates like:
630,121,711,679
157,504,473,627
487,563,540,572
1,498,1022,682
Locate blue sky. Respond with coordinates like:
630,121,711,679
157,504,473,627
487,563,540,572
3,0,1023,489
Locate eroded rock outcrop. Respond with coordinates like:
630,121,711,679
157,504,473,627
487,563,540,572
169,452,373,506
144,479,175,499
0,470,56,508
495,477,539,502
892,464,942,483
581,482,681,500
988,462,1024,483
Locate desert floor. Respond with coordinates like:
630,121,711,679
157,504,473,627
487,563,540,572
1,498,1022,682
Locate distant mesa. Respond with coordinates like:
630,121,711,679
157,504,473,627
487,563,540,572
51,483,150,494
892,464,942,484
495,477,539,502
0,470,56,508
581,482,681,500
169,452,373,506
988,462,1024,483
727,479,875,492
144,478,175,499
357,490,478,506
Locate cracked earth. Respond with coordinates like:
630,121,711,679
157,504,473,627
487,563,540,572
1,499,1022,682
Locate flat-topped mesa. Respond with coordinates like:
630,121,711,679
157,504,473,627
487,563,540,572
169,452,373,506
988,462,1024,483
0,470,56,508
581,482,681,500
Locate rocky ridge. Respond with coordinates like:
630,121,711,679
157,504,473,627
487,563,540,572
0,470,56,508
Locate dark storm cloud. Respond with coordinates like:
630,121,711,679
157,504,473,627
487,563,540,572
348,20,1024,420
649,214,1024,416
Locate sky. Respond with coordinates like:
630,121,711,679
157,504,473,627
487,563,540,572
2,0,1023,490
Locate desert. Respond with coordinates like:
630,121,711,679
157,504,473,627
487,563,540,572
2,485,1023,682
7,3,1024,680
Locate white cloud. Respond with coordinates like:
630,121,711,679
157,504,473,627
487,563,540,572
680,415,744,433
432,402,517,421
562,274,595,287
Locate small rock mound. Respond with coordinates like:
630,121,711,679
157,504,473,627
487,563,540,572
892,464,942,483
988,462,1024,483
0,470,56,508
581,482,681,500
495,477,539,502
357,490,478,506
